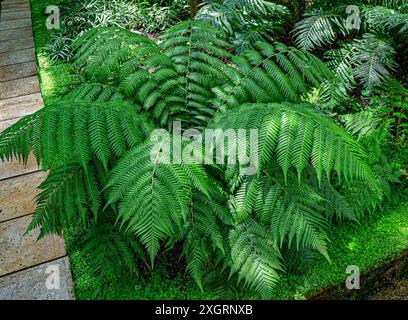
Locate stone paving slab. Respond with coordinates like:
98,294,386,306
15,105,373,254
0,76,40,100
0,37,34,53
0,154,39,181
1,4,31,13
0,18,32,32
0,117,19,132
0,256,74,300
0,10,31,21
0,171,46,222
0,27,32,42
0,47,35,67
0,92,42,121
0,61,37,81
0,214,66,277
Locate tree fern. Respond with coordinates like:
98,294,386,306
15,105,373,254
0,20,382,299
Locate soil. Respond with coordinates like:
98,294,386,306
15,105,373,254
308,251,408,300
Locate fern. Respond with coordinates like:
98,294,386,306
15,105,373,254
353,33,396,88
293,9,347,50
196,0,289,52
212,41,333,113
0,20,382,299
0,100,154,169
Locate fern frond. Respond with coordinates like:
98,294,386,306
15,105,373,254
107,138,210,265
158,20,235,127
353,33,397,88
213,41,333,112
0,101,154,170
73,27,157,84
293,9,346,50
81,214,146,290
209,102,374,185
26,161,102,238
229,219,282,299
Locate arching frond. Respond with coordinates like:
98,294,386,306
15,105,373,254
0,101,154,169
229,219,282,299
106,138,210,264
158,20,235,127
26,161,103,237
213,41,333,112
353,33,397,88
210,102,374,185
293,10,346,50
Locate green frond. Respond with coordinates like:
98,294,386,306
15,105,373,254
73,27,157,84
26,162,102,238
0,101,154,170
158,20,235,126
353,33,397,88
229,219,282,299
213,41,334,112
293,10,346,50
210,102,374,185
107,138,210,265
80,214,146,290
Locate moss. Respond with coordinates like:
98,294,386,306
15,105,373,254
31,0,81,103
271,200,408,299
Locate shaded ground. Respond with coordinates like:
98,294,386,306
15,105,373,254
310,251,408,300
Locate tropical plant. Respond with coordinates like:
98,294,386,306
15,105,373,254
0,21,381,298
293,0,407,110
196,0,289,51
46,0,188,62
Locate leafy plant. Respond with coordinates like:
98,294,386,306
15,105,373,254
196,0,289,51
45,33,74,63
0,21,381,299
45,0,188,63
293,0,406,110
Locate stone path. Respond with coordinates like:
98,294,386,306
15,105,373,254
0,0,74,300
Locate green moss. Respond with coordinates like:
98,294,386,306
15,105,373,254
63,199,408,300
271,200,408,299
31,0,80,103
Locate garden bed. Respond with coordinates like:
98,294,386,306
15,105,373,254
27,0,408,300
310,250,408,300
